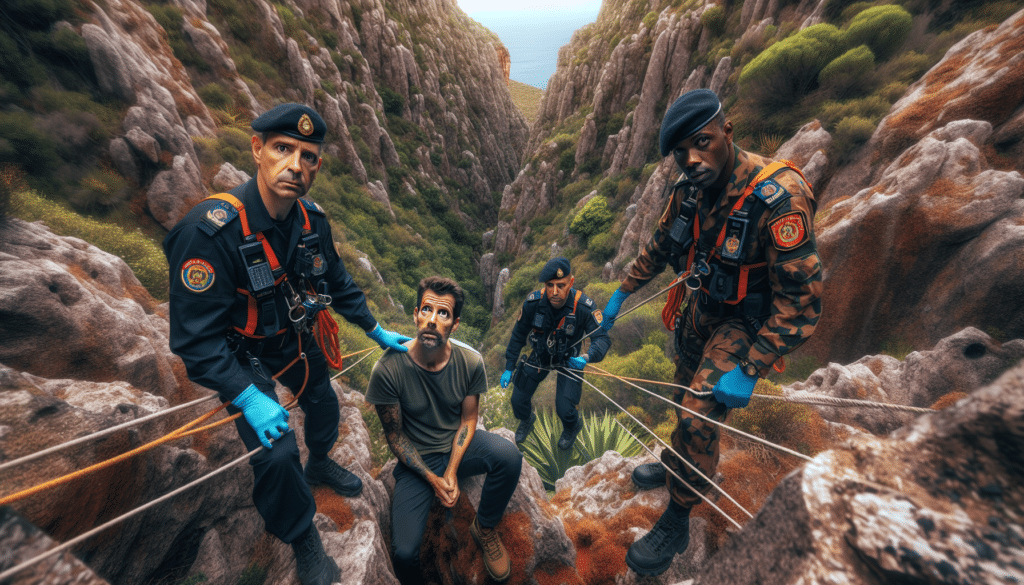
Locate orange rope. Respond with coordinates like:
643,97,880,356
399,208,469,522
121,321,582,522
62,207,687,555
315,311,343,370
0,336,312,508
661,272,690,331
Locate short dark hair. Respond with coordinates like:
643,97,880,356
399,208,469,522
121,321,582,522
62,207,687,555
416,276,464,319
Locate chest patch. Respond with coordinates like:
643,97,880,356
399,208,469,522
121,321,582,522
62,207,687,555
754,179,791,209
181,258,215,292
769,213,808,250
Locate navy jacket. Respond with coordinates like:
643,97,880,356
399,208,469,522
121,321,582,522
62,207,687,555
163,178,376,401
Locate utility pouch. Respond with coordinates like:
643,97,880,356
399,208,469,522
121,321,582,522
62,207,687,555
238,240,280,336
706,264,735,303
719,215,750,263
531,311,546,330
295,232,324,278
513,354,544,387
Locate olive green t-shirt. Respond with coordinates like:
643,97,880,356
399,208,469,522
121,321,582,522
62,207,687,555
365,340,487,455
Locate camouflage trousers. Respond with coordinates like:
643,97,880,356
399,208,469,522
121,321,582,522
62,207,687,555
661,299,756,508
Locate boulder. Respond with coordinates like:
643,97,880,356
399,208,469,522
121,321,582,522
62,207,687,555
211,163,250,193
0,507,110,585
693,360,1024,585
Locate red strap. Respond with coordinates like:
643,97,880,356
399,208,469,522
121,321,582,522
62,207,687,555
208,193,284,272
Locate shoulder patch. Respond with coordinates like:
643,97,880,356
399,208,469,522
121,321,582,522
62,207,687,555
583,296,594,307
769,212,809,250
527,290,543,301
593,309,603,325
753,179,791,209
181,258,215,292
300,198,325,215
199,200,239,236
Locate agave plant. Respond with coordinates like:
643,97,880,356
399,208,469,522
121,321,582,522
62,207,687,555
520,409,646,492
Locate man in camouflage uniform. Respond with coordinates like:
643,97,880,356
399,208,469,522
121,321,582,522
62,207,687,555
601,89,823,576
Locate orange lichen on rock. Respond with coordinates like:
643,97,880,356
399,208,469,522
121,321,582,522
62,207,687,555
312,487,355,533
563,515,629,584
931,392,969,410
534,560,584,585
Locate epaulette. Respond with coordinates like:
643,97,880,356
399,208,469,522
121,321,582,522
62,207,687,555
752,178,792,210
527,290,543,302
300,198,325,215
198,199,240,236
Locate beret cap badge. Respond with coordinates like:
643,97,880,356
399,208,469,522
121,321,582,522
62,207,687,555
298,114,314,136
556,268,564,278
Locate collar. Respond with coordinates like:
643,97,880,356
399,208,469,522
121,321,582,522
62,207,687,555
238,177,299,235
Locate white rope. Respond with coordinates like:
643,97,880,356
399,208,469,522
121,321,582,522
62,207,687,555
764,391,934,413
558,367,754,521
330,347,379,381
571,274,683,349
615,421,744,530
577,365,814,463
0,394,218,474
0,444,263,583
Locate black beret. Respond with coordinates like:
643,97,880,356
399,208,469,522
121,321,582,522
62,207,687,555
659,89,722,157
251,103,327,143
538,257,572,282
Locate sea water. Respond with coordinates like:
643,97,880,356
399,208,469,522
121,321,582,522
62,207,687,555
464,5,601,90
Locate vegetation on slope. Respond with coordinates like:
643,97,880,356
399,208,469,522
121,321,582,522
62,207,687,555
508,79,544,127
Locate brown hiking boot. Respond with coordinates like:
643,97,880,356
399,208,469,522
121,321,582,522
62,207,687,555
470,514,511,581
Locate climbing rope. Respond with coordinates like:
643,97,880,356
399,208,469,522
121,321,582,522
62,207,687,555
579,364,813,463
615,420,744,531
0,444,263,584
558,367,754,522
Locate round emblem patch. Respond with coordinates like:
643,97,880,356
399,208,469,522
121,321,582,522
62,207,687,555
298,113,314,136
181,258,215,292
769,213,807,250
724,236,740,255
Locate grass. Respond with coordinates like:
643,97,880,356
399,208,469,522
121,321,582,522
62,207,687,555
508,79,544,127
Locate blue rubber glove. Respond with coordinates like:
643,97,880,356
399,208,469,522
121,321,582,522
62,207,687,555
712,366,758,409
566,355,588,370
601,288,631,331
500,369,513,389
366,323,412,352
233,384,290,449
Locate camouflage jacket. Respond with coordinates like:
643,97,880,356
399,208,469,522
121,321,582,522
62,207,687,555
622,145,823,375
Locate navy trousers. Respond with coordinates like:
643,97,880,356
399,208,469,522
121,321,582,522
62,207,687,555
227,331,338,544
390,430,522,582
510,358,583,429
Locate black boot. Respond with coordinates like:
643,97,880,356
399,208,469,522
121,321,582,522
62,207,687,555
631,461,667,490
292,525,340,585
514,412,536,444
625,500,691,576
304,454,363,497
557,417,583,450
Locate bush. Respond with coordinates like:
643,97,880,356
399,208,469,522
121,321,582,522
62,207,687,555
198,83,233,110
379,86,405,116
739,24,845,109
587,230,619,263
843,4,912,61
832,115,876,156
729,379,828,458
502,258,547,308
10,189,169,299
569,196,614,242
819,45,875,96
701,5,726,37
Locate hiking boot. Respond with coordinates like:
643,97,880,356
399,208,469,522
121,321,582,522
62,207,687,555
557,417,583,450
514,412,536,444
632,461,667,490
625,502,691,576
470,514,511,582
304,456,363,497
292,525,340,585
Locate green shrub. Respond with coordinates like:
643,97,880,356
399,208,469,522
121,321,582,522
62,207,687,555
379,86,405,116
832,115,875,155
503,259,547,308
587,230,619,263
0,110,62,181
818,45,875,96
642,11,658,30
701,5,726,37
558,147,576,174
843,4,912,61
569,196,613,241
739,23,845,109
10,189,169,299
197,83,233,110
817,95,890,128
5,0,74,30
479,382,517,433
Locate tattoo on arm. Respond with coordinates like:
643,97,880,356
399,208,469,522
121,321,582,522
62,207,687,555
376,404,433,479
456,425,469,447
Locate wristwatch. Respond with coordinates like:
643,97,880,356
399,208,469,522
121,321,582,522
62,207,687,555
739,359,758,377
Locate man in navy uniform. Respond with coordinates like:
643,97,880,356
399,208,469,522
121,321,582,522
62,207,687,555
164,103,411,585
499,258,611,449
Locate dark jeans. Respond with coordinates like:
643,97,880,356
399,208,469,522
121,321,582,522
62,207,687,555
390,430,522,581
227,331,338,544
510,359,583,428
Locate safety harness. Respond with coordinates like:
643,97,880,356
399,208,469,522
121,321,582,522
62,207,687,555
661,161,811,332
528,289,583,367
203,193,344,370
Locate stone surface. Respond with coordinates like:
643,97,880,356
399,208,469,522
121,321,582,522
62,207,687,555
0,507,110,585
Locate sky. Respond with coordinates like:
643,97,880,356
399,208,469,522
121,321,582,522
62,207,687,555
457,0,602,88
